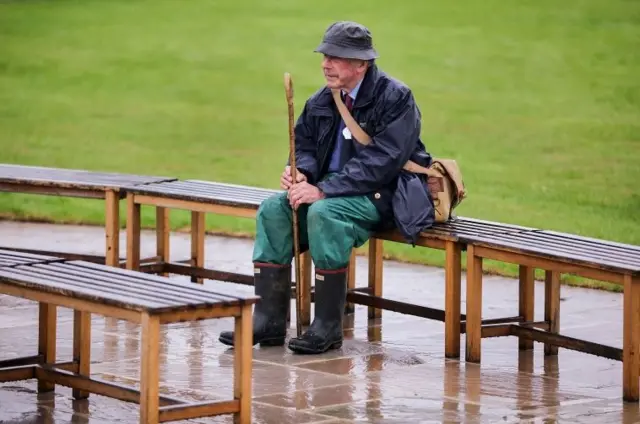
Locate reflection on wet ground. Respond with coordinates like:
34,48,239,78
0,222,638,423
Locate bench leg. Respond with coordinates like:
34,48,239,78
72,310,91,399
544,270,561,356
445,241,462,359
38,302,57,392
126,193,141,271
234,304,253,424
156,207,170,277
346,250,356,314
368,238,383,319
518,266,535,350
191,211,205,284
623,274,640,402
140,313,160,424
299,251,312,326
465,245,483,363
105,189,120,267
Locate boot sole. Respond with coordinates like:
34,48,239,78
288,340,342,354
259,338,285,347
219,335,285,348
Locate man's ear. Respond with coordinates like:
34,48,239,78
353,59,368,73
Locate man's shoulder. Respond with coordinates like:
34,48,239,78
373,69,414,104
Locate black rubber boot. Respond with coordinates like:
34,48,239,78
288,268,347,354
219,263,291,347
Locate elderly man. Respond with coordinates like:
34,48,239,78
219,21,432,354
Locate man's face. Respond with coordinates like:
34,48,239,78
321,55,366,91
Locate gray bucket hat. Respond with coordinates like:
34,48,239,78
314,21,379,60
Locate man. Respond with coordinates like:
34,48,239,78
219,20,432,354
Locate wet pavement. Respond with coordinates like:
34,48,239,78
0,220,638,423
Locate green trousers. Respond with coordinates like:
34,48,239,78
252,189,381,270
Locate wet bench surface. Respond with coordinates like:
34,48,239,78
0,249,62,268
0,163,178,267
463,230,640,275
0,163,174,193
124,179,281,206
0,260,255,314
0,258,258,424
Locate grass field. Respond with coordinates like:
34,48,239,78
1,0,639,291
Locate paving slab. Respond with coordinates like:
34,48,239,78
0,220,638,423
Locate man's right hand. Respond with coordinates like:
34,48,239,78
281,166,307,190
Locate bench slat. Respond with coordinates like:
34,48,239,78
125,180,278,206
66,261,253,302
26,264,194,306
0,164,174,190
538,230,640,253
135,185,270,206
168,180,280,197
464,233,640,274
473,232,640,267
432,217,538,234
0,261,258,313
0,249,60,268
0,267,166,311
47,262,244,304
507,232,640,263
426,221,534,239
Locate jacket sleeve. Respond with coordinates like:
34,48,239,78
317,88,420,196
286,101,320,184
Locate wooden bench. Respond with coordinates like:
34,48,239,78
0,163,176,267
121,179,640,402
121,180,314,307
364,217,540,359
0,252,258,423
121,180,539,358
460,230,640,402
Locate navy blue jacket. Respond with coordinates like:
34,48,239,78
293,63,434,238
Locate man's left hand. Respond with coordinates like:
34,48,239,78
288,181,325,210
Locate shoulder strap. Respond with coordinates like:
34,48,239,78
331,89,372,144
331,89,439,177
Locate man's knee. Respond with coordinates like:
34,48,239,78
307,200,334,228
256,192,289,223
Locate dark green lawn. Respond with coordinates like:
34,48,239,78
1,0,638,290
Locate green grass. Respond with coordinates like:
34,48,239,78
1,0,639,291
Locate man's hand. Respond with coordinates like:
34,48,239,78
280,166,307,190
288,181,325,210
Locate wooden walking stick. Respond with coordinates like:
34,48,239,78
284,72,303,337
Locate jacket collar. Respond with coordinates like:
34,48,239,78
352,63,379,108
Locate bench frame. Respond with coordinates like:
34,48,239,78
0,273,254,424
0,164,176,267
0,182,124,267
125,191,317,322
465,242,640,402
125,191,539,362
125,191,471,351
